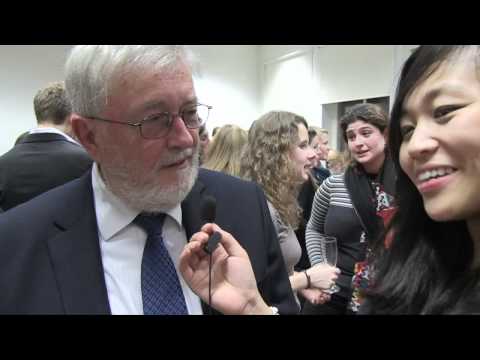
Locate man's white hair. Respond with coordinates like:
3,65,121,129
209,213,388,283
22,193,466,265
64,45,198,117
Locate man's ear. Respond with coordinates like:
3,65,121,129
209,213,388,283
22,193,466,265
71,115,100,160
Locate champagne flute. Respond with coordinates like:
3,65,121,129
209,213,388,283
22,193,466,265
322,236,340,294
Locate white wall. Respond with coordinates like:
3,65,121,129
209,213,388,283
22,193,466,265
0,45,73,155
259,45,322,127
258,45,398,129
189,45,259,132
316,45,395,104
0,45,260,155
0,45,416,156
322,103,340,151
258,45,413,151
259,45,315,64
392,45,419,100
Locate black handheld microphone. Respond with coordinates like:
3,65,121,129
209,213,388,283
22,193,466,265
201,195,222,254
201,196,222,314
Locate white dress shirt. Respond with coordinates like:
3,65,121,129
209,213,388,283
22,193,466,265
91,163,203,315
29,127,79,144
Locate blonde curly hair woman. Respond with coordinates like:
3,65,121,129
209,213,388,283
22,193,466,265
241,111,340,308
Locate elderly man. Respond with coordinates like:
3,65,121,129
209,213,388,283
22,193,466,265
0,45,297,315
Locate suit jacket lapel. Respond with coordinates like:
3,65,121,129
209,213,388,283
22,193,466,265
46,173,110,314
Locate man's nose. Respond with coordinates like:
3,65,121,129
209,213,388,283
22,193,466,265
167,115,195,149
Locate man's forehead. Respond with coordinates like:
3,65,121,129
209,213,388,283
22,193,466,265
150,67,193,81
118,63,193,83
104,69,196,120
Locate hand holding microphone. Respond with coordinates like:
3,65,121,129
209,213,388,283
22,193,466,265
179,196,272,315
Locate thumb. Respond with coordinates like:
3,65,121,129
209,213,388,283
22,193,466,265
201,223,248,258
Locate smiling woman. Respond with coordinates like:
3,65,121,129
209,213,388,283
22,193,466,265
361,45,480,314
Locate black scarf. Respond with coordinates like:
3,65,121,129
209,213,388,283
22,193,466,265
344,154,396,248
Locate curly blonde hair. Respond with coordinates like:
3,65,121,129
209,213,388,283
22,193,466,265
202,125,247,177
241,111,308,229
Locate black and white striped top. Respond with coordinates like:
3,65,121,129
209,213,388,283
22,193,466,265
306,174,355,264
305,174,366,300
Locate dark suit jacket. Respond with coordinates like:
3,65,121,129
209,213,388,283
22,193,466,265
0,133,93,211
0,168,298,314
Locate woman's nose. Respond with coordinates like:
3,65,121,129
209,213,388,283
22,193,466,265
406,122,439,159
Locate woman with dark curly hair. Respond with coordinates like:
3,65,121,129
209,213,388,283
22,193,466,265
361,45,480,314
241,111,340,309
304,103,396,315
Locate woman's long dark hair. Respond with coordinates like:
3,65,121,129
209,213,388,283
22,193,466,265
366,46,478,314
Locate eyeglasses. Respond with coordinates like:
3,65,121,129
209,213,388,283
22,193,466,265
86,103,212,139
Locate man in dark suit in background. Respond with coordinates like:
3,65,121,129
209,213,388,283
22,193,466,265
0,82,92,211
0,45,297,315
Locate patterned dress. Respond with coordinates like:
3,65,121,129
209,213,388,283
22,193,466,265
348,179,395,312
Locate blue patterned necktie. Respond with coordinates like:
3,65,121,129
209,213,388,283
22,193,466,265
134,213,188,315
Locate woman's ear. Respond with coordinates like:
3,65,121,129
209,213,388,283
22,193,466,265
71,115,100,160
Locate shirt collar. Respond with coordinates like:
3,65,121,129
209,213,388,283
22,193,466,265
29,127,80,144
91,163,183,241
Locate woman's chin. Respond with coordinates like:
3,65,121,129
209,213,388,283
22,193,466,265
425,202,458,222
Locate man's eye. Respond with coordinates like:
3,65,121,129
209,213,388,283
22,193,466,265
146,114,170,126
183,108,198,117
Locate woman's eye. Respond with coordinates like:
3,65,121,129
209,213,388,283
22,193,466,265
400,125,415,140
433,105,461,119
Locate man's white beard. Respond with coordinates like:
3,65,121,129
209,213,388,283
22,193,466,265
102,147,199,214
